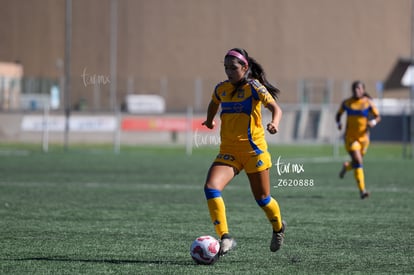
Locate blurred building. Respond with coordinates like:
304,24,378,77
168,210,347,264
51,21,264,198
0,0,411,112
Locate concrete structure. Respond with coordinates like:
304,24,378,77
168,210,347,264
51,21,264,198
0,0,412,112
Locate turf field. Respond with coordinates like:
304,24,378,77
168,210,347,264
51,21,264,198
0,143,412,274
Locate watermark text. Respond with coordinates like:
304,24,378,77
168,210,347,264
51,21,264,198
81,67,111,87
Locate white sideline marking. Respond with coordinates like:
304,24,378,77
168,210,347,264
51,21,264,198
0,150,30,156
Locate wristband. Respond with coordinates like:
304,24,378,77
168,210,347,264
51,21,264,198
370,119,377,126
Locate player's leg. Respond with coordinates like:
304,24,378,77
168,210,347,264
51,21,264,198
204,163,237,254
357,139,370,198
339,160,353,178
339,138,354,178
349,149,369,199
246,151,285,252
247,170,284,226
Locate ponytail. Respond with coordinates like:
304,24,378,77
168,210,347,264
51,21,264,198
226,48,280,100
248,57,280,100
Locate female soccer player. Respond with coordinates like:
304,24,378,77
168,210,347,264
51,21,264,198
336,80,381,199
202,48,285,255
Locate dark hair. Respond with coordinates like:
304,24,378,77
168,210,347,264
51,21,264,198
351,80,371,99
225,48,280,100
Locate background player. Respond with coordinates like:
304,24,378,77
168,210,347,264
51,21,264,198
202,48,285,255
336,80,381,199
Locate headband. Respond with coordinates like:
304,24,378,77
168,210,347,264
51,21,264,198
226,50,249,66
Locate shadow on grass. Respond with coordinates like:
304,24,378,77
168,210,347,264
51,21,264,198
4,257,194,266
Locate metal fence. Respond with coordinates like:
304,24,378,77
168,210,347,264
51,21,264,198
1,76,364,113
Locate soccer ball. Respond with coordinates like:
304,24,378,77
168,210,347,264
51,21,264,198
190,235,220,265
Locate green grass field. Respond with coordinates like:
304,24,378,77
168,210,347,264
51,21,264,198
0,143,413,274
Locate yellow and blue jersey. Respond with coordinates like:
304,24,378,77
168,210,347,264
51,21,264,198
212,79,275,154
337,96,379,140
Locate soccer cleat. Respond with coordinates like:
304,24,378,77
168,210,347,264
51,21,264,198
270,220,286,252
360,191,370,199
339,162,348,179
219,234,237,256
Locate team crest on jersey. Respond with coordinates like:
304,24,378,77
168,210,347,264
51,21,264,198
221,91,226,97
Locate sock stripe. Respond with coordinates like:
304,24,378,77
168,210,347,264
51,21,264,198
352,163,363,168
204,188,222,200
256,195,271,207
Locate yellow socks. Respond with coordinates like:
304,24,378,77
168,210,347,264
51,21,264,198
354,167,366,192
205,189,283,237
257,196,283,232
205,188,228,238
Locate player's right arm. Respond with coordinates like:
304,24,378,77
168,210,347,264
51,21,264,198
202,100,219,129
335,101,345,130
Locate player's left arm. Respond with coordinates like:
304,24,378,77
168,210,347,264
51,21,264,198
265,100,282,135
253,81,282,134
368,99,381,128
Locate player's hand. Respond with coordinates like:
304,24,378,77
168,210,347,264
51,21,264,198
368,119,377,128
267,122,278,134
202,120,215,129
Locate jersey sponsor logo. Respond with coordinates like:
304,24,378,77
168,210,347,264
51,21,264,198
221,98,252,115
221,102,245,113
216,153,235,161
233,103,244,112
344,105,370,117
